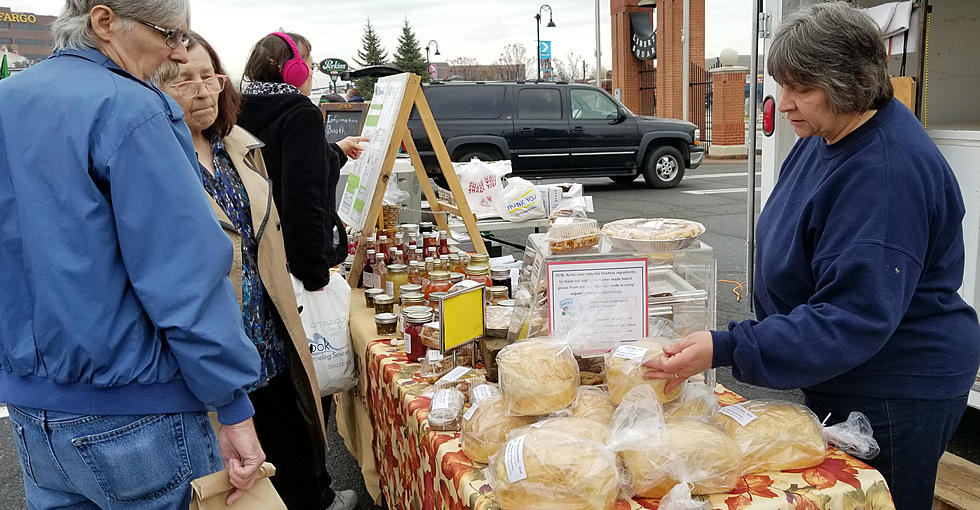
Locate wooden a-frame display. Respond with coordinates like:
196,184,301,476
345,73,486,287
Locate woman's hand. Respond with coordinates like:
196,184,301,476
337,136,369,159
643,330,714,393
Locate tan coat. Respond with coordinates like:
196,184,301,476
206,126,326,445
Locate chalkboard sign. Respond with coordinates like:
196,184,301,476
320,103,370,143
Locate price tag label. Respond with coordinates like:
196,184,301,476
470,384,494,402
431,390,451,411
427,349,444,362
613,344,649,360
441,366,470,383
504,435,528,483
463,402,479,421
719,403,758,427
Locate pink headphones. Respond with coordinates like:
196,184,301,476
269,32,309,88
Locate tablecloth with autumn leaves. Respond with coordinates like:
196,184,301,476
353,338,894,510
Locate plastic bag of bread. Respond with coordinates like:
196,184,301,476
658,482,710,510
664,382,719,420
461,395,536,463
469,383,501,406
510,416,608,445
605,338,683,405
713,400,826,473
609,386,741,499
570,385,617,426
428,388,465,431
487,429,620,510
497,338,579,416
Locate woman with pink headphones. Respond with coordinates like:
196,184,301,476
238,31,362,510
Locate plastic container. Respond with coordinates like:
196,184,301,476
372,294,395,315
545,217,600,252
421,322,441,349
601,218,705,252
375,313,398,336
420,349,455,383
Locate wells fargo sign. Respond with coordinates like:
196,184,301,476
1,12,38,23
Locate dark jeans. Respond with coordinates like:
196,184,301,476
803,390,967,510
250,373,334,509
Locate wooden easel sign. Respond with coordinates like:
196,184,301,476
339,73,487,287
320,102,369,144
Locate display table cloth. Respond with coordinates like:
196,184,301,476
335,290,895,510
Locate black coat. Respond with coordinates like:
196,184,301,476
238,92,349,290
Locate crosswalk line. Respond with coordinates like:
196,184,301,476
681,187,761,195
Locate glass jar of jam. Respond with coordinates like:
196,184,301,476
489,286,510,305
401,304,430,337
428,291,448,320
491,267,511,293
375,312,398,336
470,253,490,267
400,284,423,300
465,264,492,288
424,270,452,300
404,310,434,362
449,272,463,285
365,288,384,308
372,294,395,315
387,264,408,301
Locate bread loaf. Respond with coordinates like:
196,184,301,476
497,338,579,416
605,339,683,405
713,400,826,473
461,395,536,464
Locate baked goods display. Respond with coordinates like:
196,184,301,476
461,395,536,463
713,400,827,473
601,218,705,251
497,338,579,416
489,429,620,510
419,350,455,383
620,417,743,498
605,338,683,405
485,306,513,336
570,385,617,426
546,217,600,252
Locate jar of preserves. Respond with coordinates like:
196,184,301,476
491,267,511,293
470,253,490,267
375,312,398,336
419,221,434,233
449,272,463,285
424,270,452,300
428,291,448,320
404,309,434,362
401,304,430,337
438,254,451,272
365,287,384,308
372,294,395,315
400,284,423,300
489,286,510,305
465,264,492,288
386,264,408,301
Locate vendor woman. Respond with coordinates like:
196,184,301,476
644,3,980,509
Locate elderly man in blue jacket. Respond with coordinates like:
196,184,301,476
0,1,266,508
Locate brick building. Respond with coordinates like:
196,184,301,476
1,7,56,65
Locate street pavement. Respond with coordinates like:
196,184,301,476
0,159,976,509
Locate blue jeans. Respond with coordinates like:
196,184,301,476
8,405,223,510
803,391,968,510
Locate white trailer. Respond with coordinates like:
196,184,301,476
755,0,980,410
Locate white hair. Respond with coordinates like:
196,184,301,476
52,0,191,50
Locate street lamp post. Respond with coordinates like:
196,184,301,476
535,5,555,81
424,40,440,79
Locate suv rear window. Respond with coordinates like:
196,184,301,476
518,88,563,120
422,86,505,119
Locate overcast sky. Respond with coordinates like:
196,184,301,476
13,1,753,89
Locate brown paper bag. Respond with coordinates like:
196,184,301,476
189,462,286,510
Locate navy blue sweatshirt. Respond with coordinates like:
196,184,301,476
712,98,980,399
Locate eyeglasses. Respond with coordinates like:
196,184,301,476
169,75,228,99
135,19,190,49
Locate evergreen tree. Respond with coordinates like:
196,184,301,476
353,17,387,100
392,19,430,83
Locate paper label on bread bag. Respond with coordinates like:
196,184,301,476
463,402,479,421
431,390,451,411
441,366,471,383
427,349,444,362
471,384,493,402
613,345,649,360
719,403,758,427
504,435,528,483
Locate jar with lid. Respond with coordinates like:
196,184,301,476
404,309,434,362
449,272,463,285
375,312,398,336
491,267,511,293
393,249,405,266
424,270,452,300
489,286,510,305
470,253,490,267
438,254,451,272
401,304,429,338
450,253,463,274
372,294,395,315
414,248,424,263
423,232,437,253
465,264,492,288
438,230,451,255
386,264,408,300
400,284,423,301
419,221,434,233
408,261,422,285
365,287,384,308
428,291,448,319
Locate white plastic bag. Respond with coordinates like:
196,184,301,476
294,273,356,395
823,411,880,460
496,176,546,222
456,158,506,219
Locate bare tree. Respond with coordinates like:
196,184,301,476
553,51,594,83
448,57,487,81
494,43,532,81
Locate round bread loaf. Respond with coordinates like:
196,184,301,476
461,396,536,464
571,385,617,426
490,429,620,510
621,417,742,498
512,416,608,445
497,339,579,416
605,338,683,405
664,382,719,419
713,400,826,473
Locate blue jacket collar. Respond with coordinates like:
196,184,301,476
53,47,185,122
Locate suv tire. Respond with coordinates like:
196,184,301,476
454,147,503,163
609,175,638,184
642,146,685,189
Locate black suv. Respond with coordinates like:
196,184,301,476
408,81,704,188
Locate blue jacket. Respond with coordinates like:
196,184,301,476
0,48,261,424
712,98,980,399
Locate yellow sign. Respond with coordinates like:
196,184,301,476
1,12,37,23
439,285,485,351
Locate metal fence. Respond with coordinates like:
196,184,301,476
689,61,713,149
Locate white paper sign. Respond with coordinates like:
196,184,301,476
470,384,495,403
546,258,649,340
504,435,528,483
613,345,649,360
427,349,444,362
363,272,381,290
431,390,452,411
338,73,410,229
462,403,479,421
441,366,470,383
719,403,759,427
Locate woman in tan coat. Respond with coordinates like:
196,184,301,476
155,32,356,510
